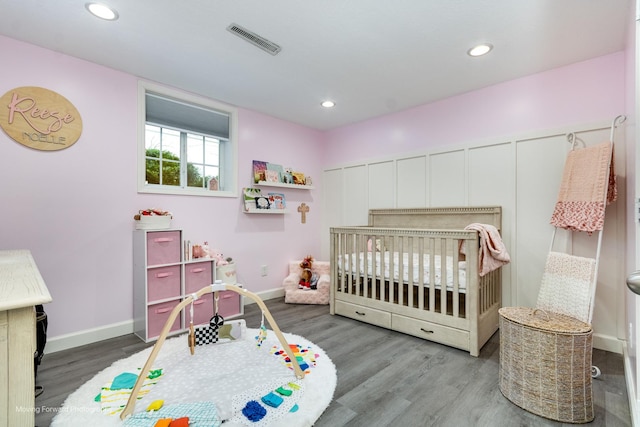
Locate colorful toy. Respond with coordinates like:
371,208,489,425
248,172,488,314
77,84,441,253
146,400,164,412
261,392,284,408
169,417,189,427
298,256,318,290
256,311,267,347
242,400,267,422
133,208,172,220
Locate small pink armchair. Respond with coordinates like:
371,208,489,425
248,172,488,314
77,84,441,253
283,260,330,305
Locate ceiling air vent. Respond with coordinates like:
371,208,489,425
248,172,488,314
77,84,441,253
227,23,282,56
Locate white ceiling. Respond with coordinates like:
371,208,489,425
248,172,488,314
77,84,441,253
0,0,631,130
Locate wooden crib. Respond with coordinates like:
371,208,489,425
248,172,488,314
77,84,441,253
329,207,503,356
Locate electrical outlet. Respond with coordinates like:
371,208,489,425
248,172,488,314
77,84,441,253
260,265,268,276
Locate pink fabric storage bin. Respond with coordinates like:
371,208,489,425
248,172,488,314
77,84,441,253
184,261,213,294
147,265,181,301
147,299,181,338
146,231,181,265
185,294,213,326
217,290,240,318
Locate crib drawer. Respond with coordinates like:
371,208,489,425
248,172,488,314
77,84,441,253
335,301,391,329
392,314,469,350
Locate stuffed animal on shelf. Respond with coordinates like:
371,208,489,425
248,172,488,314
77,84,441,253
298,255,318,291
210,249,229,266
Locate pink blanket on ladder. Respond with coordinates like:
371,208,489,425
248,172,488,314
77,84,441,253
550,141,616,233
461,223,510,277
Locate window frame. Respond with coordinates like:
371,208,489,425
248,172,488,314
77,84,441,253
137,80,238,198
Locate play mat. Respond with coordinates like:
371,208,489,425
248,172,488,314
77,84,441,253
51,324,336,427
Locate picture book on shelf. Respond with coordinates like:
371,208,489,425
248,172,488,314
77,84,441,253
268,192,286,209
243,187,262,211
254,196,271,209
264,169,280,183
266,162,284,177
252,160,268,183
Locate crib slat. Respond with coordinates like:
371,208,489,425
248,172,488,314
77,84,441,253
428,237,436,313
379,237,386,302
360,233,367,299
398,236,405,307
408,235,413,308
418,237,425,310
388,235,395,304
372,234,378,301
450,237,459,318
439,238,446,314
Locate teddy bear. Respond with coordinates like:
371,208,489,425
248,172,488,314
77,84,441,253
298,255,318,290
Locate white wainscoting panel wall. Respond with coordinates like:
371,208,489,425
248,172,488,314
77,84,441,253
397,156,427,207
323,120,626,353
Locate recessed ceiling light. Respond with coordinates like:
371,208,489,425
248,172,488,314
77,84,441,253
321,101,335,108
467,43,493,57
85,2,119,21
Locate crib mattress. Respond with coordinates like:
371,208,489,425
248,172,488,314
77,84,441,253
338,252,467,292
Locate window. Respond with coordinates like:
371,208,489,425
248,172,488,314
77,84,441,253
138,81,238,197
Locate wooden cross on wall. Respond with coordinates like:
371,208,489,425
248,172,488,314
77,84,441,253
297,203,309,224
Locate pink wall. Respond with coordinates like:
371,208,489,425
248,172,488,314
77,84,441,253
324,52,626,166
0,33,629,343
0,35,324,338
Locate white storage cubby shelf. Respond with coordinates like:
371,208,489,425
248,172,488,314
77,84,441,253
133,229,244,343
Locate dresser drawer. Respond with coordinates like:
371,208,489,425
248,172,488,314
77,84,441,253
146,231,181,265
147,265,181,301
147,299,182,339
335,300,391,329
184,261,213,294
392,314,469,350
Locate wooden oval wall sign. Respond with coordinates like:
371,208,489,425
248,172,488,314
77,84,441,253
0,86,83,151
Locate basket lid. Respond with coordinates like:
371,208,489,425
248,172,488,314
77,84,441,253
499,306,591,334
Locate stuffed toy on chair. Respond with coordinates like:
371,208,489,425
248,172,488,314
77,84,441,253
298,255,318,290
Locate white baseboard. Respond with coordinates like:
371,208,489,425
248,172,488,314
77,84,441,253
593,333,623,354
623,342,640,427
46,287,286,353
243,287,285,305
46,320,134,354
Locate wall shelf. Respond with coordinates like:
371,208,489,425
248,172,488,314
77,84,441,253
244,208,287,214
255,181,314,190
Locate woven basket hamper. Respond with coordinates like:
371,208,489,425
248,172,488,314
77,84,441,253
499,306,593,423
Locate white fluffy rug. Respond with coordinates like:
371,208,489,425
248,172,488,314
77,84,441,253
52,328,336,427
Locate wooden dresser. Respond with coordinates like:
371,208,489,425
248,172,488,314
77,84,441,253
0,250,52,427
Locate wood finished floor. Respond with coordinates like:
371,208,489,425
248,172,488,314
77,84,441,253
36,298,631,426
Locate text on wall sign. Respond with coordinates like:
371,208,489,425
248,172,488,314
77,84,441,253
0,86,83,151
